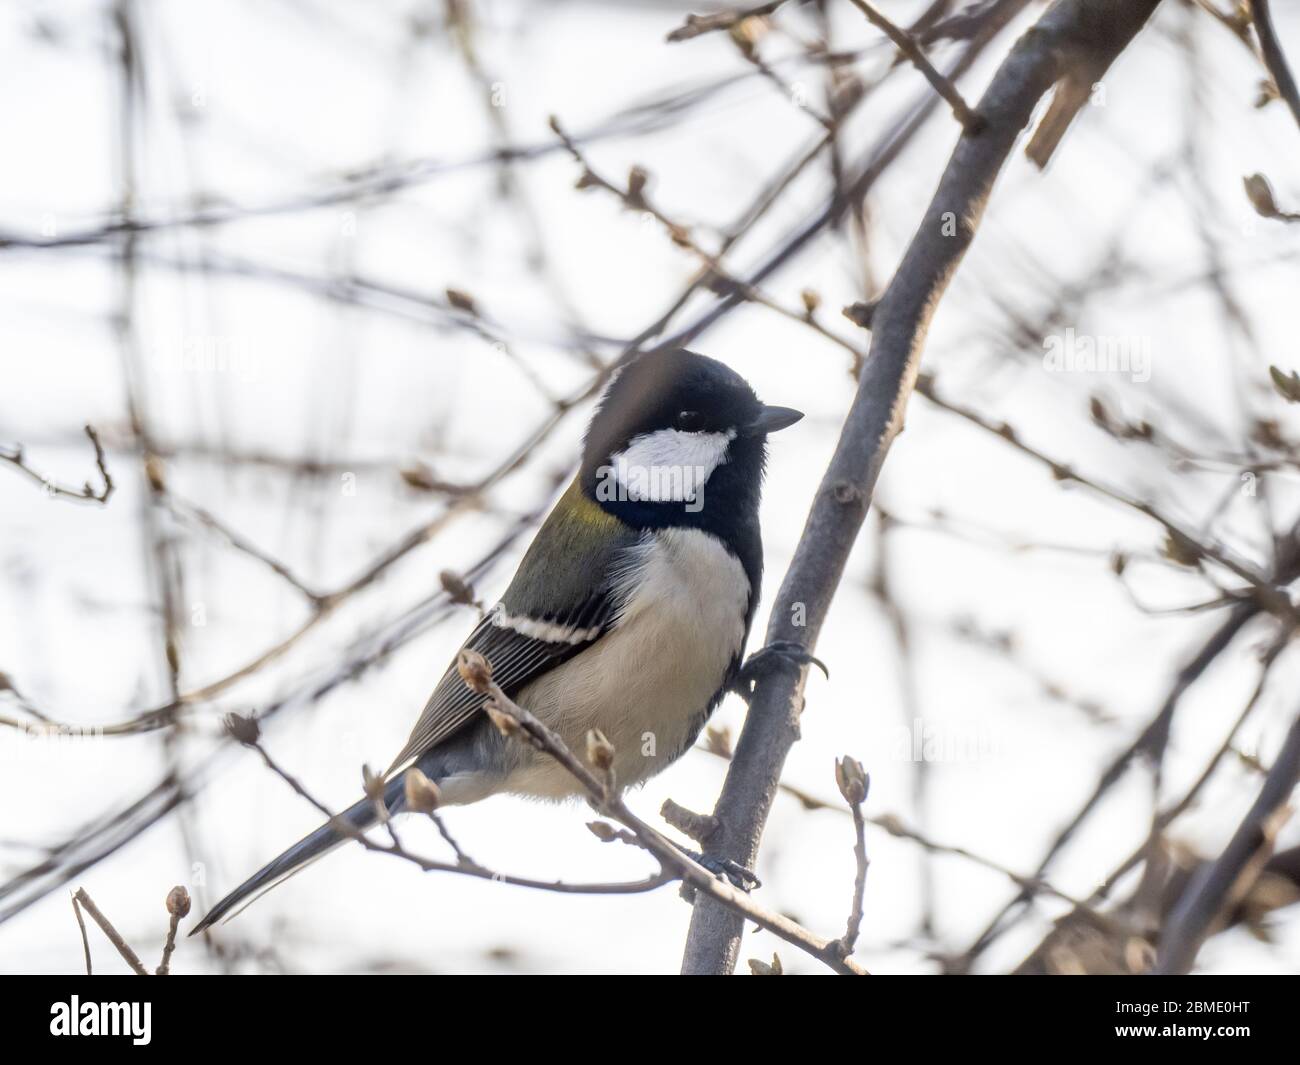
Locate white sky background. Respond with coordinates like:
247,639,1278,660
1,0,1299,974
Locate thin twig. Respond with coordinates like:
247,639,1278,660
72,888,148,975
847,0,984,133
156,886,190,974
71,892,92,975
833,757,869,956
666,1,794,43
1155,710,1300,973
0,425,114,504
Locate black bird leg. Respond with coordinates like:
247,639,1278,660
670,838,762,891
731,639,829,702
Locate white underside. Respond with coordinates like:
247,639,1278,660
439,527,750,803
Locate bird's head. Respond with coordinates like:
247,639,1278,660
580,349,801,529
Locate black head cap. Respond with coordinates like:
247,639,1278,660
580,350,801,542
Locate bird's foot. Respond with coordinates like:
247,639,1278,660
732,639,828,701
674,842,761,892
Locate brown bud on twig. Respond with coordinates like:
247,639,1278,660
626,166,650,209
587,820,618,842
484,702,520,738
667,223,692,248
748,952,783,975
144,454,167,493
400,463,440,492
1160,529,1202,568
445,288,479,315
842,300,877,329
404,767,442,813
835,756,869,806
728,16,767,60
1244,173,1300,222
439,569,477,606
165,886,191,918
800,288,821,317
704,724,732,758
586,728,615,771
224,712,261,746
362,764,386,802
1268,365,1300,403
457,649,493,693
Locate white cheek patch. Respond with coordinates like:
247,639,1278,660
606,428,733,503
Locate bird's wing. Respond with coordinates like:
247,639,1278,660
385,477,644,777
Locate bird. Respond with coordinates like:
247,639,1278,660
191,349,802,934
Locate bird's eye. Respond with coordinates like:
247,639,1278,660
675,410,704,431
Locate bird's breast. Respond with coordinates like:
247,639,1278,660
506,526,752,798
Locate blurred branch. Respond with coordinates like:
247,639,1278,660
959,523,1300,968
1250,0,1300,132
916,373,1300,626
847,0,984,133
0,425,114,504
550,116,863,358
169,492,326,604
699,728,1113,918
1155,711,1300,973
680,0,1163,977
666,2,796,43
1014,641,1292,972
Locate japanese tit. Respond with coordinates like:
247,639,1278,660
192,349,801,933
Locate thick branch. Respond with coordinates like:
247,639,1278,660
680,0,1162,976
1251,0,1300,133
1155,710,1300,974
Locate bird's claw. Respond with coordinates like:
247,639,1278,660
732,639,828,700
679,847,762,891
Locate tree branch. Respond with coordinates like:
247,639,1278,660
1251,0,1300,133
0,425,114,504
847,0,984,133
1155,710,1300,974
680,0,1163,976
71,887,148,975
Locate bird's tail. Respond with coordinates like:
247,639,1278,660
190,776,404,936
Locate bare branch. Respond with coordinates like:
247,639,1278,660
0,425,114,504
847,0,985,133
1155,710,1300,973
666,2,794,43
71,888,148,975
833,757,869,956
70,892,92,975
681,0,1163,977
156,886,189,975
1250,0,1300,132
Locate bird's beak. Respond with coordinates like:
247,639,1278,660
745,404,804,436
